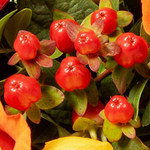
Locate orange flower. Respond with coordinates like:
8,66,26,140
0,102,31,150
141,0,150,35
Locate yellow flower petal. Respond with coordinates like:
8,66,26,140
43,136,113,150
141,0,150,35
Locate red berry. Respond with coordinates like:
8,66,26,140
91,7,117,34
72,101,104,124
74,29,101,55
104,95,134,123
50,19,79,53
55,56,91,91
4,74,41,111
114,32,148,68
0,0,9,10
13,31,40,60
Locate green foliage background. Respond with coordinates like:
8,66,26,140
0,0,150,150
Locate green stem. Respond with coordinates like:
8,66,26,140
88,126,98,140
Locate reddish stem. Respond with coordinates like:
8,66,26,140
94,69,112,82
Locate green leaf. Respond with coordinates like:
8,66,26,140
41,60,60,88
130,18,142,35
98,74,120,99
4,8,32,48
112,65,136,94
84,78,99,107
99,0,112,9
65,89,88,116
50,47,63,59
142,100,150,126
73,117,95,131
41,113,71,137
21,59,41,79
105,56,117,69
103,119,122,142
0,9,17,41
26,103,41,124
128,78,149,120
121,123,136,139
45,99,73,125
53,9,74,21
117,11,133,28
129,116,141,128
112,136,149,150
110,0,119,11
18,0,98,40
108,30,122,42
5,105,23,115
80,13,92,29
36,85,64,110
134,63,150,78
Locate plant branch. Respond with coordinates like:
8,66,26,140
94,69,113,82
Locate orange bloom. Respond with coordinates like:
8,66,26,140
0,102,31,150
141,0,150,35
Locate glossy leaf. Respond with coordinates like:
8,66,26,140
0,9,17,41
117,11,133,28
50,47,63,59
5,105,23,115
35,53,53,67
41,113,71,137
134,63,150,78
81,13,92,29
108,30,122,42
39,40,56,56
110,0,119,11
7,53,20,66
53,9,74,21
121,123,136,139
4,8,32,48
65,89,88,116
26,103,41,124
18,0,98,40
105,56,117,69
36,85,64,110
142,99,150,126
99,0,112,9
112,65,136,94
88,54,100,72
128,78,149,120
112,136,149,150
129,116,141,128
84,78,99,106
72,117,95,131
103,118,122,142
21,59,41,79
41,60,60,88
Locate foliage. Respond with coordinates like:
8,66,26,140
0,0,150,149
